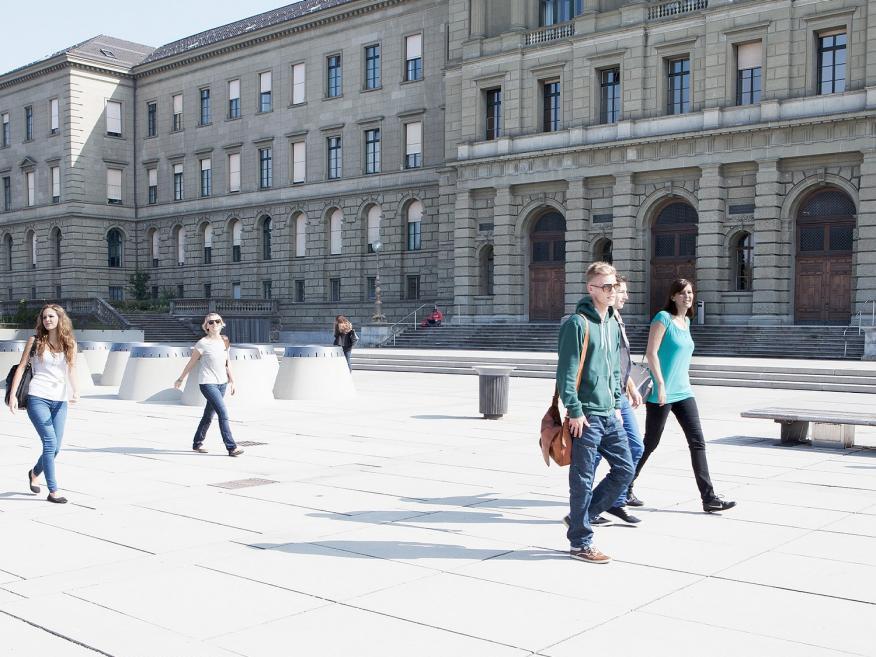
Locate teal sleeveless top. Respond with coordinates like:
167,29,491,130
647,310,694,404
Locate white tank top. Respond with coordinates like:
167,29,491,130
28,348,69,402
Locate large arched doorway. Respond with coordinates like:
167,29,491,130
650,200,698,314
794,189,856,324
529,211,566,321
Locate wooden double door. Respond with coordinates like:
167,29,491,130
795,221,854,323
650,202,698,315
529,212,566,321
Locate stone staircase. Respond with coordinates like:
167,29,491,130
353,351,876,394
386,323,865,360
118,311,200,343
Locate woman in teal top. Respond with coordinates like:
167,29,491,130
630,279,736,513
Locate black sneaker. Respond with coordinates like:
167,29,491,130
606,506,641,524
563,515,610,527
703,496,737,513
625,487,644,507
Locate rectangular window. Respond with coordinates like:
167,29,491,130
173,163,183,200
106,101,122,136
228,79,241,118
295,216,306,257
667,57,691,115
3,177,10,211
330,277,341,302
2,113,9,147
26,171,35,206
147,102,157,137
292,63,306,104
485,88,502,140
199,88,211,125
600,68,621,124
406,275,421,300
176,284,185,299
365,44,381,90
49,98,59,134
259,71,272,112
405,121,422,169
259,147,273,188
365,129,380,174
228,153,241,192
292,141,306,183
405,34,423,82
327,136,342,180
51,166,60,203
200,158,212,197
107,169,122,204
204,283,212,299
25,106,33,141
818,31,847,95
147,168,157,204
542,81,560,132
203,226,212,264
172,94,183,131
366,276,376,301
108,286,124,301
232,282,241,299
262,280,272,300
407,207,422,251
327,55,342,98
55,285,61,299
736,42,762,105
295,279,305,303
540,0,583,26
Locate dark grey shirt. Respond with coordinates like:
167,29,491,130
616,312,631,387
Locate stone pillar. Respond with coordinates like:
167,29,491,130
470,0,486,38
695,165,726,322
452,189,477,320
612,173,646,320
510,0,527,32
751,159,789,323
855,150,876,317
565,178,588,314
492,186,522,320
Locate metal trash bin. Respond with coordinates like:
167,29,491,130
118,345,191,402
697,300,705,325
273,345,354,400
473,365,514,419
102,342,153,386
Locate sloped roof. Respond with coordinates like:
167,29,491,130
140,0,355,65
2,35,154,79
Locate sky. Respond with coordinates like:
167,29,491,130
1,0,302,74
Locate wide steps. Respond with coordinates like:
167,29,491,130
119,312,200,343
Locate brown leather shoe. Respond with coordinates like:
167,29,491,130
570,546,611,564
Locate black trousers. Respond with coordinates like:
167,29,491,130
633,397,716,502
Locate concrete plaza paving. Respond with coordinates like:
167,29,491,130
1,370,875,656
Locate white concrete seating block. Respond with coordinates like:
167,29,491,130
740,407,873,448
77,341,113,383
273,345,354,400
118,345,190,402
101,342,152,386
73,350,94,392
181,345,278,406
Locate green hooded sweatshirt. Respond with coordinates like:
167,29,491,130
556,296,622,418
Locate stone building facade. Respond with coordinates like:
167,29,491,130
1,0,875,328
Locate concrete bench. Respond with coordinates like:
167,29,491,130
740,407,876,448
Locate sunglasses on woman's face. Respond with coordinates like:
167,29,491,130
206,319,223,326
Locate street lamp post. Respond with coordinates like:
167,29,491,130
372,239,386,323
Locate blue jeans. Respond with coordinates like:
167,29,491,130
593,395,644,507
27,396,68,494
567,413,634,549
194,383,237,451
343,350,352,371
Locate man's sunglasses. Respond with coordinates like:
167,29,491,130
589,283,621,293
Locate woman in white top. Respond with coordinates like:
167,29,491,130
8,304,79,504
174,313,243,456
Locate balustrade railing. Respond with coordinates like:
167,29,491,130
648,0,708,20
0,297,130,329
525,23,575,46
169,298,278,316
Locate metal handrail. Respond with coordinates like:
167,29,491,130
378,303,434,347
863,299,876,328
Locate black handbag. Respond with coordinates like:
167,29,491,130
4,340,36,407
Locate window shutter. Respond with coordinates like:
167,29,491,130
406,122,422,155
106,101,122,134
173,94,183,114
737,42,761,70
260,71,272,93
228,79,240,100
406,34,422,59
292,64,305,104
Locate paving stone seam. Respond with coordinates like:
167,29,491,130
0,608,114,657
29,519,156,556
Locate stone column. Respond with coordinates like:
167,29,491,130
469,0,486,38
564,178,588,314
751,159,789,323
492,185,522,320
452,189,477,320
612,173,646,320
510,0,527,32
695,164,726,321
855,150,876,318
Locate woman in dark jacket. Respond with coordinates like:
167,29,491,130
333,315,359,371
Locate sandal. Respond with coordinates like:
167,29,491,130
27,469,40,494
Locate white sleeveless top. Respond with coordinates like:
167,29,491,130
28,348,70,402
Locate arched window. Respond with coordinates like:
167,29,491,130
593,238,613,265
261,216,272,260
26,230,36,269
149,228,160,267
203,224,213,264
230,219,242,262
295,214,306,257
107,228,123,268
4,235,13,271
329,209,343,255
173,225,185,266
407,200,423,251
479,245,494,296
52,228,62,268
366,205,382,253
732,231,753,291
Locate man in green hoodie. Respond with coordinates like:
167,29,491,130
557,261,635,564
